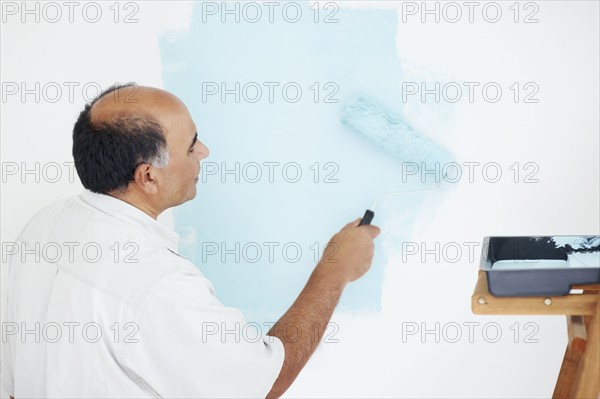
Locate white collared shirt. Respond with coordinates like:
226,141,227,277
1,190,284,398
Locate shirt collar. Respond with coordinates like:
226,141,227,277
79,190,180,255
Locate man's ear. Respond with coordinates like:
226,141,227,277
132,163,159,194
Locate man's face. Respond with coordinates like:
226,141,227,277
157,100,209,208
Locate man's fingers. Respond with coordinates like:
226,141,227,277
341,218,381,238
363,225,381,238
342,218,361,230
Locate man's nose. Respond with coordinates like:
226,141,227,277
197,141,209,159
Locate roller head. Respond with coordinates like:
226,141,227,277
341,95,452,167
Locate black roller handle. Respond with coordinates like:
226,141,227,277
359,209,375,226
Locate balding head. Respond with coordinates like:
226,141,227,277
72,83,209,218
89,85,185,127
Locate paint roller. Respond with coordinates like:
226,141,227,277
340,94,452,226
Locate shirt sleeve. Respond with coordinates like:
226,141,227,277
1,260,15,398
120,265,285,398
0,334,15,399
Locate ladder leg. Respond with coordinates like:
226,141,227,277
553,316,587,398
574,292,600,399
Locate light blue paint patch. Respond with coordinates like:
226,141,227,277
159,2,454,324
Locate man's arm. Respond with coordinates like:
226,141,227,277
266,218,380,398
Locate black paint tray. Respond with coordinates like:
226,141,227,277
480,236,600,297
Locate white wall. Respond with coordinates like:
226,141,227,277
1,1,598,398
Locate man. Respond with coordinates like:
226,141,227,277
1,83,380,398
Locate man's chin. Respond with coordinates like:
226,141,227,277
172,188,197,208
186,186,198,201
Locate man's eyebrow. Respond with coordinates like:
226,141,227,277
189,133,198,150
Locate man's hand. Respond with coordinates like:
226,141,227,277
266,218,380,398
319,217,381,283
